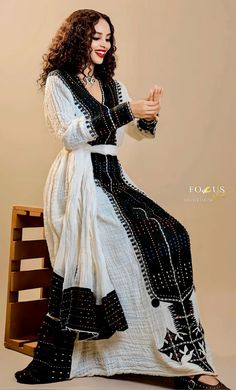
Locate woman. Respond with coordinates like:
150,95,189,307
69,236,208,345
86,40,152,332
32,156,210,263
15,9,230,389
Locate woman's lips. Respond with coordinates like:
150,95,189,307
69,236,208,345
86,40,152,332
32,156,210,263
95,51,106,58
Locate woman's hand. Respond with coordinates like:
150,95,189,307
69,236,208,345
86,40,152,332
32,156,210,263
129,85,164,120
129,99,160,120
146,85,163,120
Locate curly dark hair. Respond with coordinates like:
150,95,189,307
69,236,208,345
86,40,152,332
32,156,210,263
36,9,117,90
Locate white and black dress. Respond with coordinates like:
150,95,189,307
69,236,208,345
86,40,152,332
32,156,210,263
15,69,218,384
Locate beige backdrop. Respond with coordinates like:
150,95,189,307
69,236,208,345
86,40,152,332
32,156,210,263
0,0,235,369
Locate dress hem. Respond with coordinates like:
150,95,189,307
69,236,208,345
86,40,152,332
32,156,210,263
70,367,219,379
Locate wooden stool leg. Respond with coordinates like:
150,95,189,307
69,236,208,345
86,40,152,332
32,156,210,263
4,205,53,357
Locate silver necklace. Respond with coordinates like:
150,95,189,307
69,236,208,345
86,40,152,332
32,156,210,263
77,74,96,86
75,73,104,105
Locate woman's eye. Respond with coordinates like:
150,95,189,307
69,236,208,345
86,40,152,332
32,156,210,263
92,37,111,41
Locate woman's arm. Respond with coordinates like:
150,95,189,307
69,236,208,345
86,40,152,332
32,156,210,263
43,74,135,150
116,79,159,139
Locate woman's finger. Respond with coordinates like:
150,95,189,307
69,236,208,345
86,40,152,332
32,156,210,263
146,85,164,101
150,88,154,101
154,85,164,100
152,86,160,101
154,86,159,101
146,100,160,107
147,89,153,101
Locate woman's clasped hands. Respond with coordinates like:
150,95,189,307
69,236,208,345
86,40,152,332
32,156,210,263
129,84,164,121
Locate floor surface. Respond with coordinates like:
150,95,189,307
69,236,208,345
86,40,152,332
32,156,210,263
0,347,234,390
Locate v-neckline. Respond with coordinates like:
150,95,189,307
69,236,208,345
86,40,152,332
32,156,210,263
74,74,105,106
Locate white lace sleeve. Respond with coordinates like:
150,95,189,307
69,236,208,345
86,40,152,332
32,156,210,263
43,74,98,150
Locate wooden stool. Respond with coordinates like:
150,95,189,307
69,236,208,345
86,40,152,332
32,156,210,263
4,205,53,357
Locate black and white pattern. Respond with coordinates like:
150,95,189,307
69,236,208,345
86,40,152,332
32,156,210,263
47,272,128,340
15,69,218,384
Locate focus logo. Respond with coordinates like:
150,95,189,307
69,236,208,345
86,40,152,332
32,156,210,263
189,185,225,194
184,185,227,202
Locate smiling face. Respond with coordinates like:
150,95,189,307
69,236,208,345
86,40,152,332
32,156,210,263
90,18,112,65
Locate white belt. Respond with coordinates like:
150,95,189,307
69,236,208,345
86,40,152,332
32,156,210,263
64,143,118,156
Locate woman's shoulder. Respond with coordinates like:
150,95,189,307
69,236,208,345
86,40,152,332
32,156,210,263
46,69,64,85
45,69,73,97
48,69,60,77
112,77,125,88
112,77,129,94
112,78,130,102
